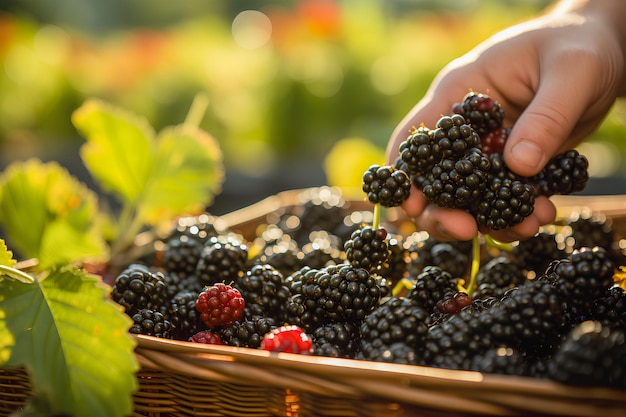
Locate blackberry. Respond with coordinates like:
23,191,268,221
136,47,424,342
195,236,249,285
479,127,510,155
589,286,626,330
407,236,471,279
430,114,481,159
376,234,409,286
451,91,505,136
361,164,411,207
169,291,203,340
129,309,172,339
111,264,170,317
421,149,490,210
357,341,420,365
234,264,290,323
311,322,360,358
406,266,458,314
532,150,589,196
470,346,529,376
288,186,348,246
344,225,389,273
435,291,473,315
511,231,566,276
474,175,535,231
475,256,528,299
398,125,440,177
359,297,429,364
286,265,382,332
219,316,279,348
161,234,203,278
546,247,616,316
483,277,565,356
548,321,626,388
166,213,226,244
565,211,614,252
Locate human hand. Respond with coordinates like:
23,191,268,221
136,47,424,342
387,0,626,242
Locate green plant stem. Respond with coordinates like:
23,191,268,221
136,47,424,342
464,234,481,297
184,92,210,128
373,203,381,229
484,234,515,252
0,264,35,283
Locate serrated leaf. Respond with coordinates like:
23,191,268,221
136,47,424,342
73,99,155,205
138,124,224,225
0,240,16,268
0,159,108,268
0,267,138,417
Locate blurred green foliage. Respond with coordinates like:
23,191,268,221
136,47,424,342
1,0,625,203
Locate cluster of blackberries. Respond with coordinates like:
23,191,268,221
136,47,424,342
110,186,625,389
374,91,590,230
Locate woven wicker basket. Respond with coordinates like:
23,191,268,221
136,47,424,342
2,191,626,417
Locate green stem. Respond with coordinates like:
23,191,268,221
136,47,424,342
464,234,481,297
184,92,210,128
373,203,381,230
484,234,515,252
0,264,36,283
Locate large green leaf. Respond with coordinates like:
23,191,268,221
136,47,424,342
73,99,155,205
138,124,224,225
0,159,108,268
0,266,138,417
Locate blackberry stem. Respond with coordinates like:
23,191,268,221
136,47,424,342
484,235,514,252
373,203,381,230
184,92,210,128
392,277,415,297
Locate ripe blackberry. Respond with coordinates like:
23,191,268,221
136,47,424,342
219,316,279,348
589,286,626,330
361,164,411,207
398,125,440,177
188,330,223,344
451,91,505,136
169,291,203,340
430,114,481,159
161,234,203,278
166,213,226,244
195,236,249,285
470,346,529,376
359,297,429,364
484,277,565,356
376,234,409,286
407,236,471,279
475,256,527,299
548,321,626,388
234,264,290,323
195,283,246,329
480,127,510,155
288,186,348,246
546,247,616,316
344,225,389,273
311,322,360,358
421,149,490,210
357,341,421,365
129,309,172,339
406,266,458,314
532,150,589,196
260,325,313,354
111,264,170,317
474,174,535,230
511,231,566,276
286,265,382,332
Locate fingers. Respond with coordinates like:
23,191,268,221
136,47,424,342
414,205,479,241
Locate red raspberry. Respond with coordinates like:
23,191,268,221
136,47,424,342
260,325,313,354
195,283,245,329
188,330,223,345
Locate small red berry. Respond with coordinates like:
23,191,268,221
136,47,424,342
260,325,313,354
188,330,223,345
195,283,245,329
480,127,510,155
437,292,473,315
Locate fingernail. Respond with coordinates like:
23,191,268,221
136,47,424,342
511,141,545,171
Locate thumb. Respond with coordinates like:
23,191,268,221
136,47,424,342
504,75,590,178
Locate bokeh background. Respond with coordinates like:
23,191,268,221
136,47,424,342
1,0,625,215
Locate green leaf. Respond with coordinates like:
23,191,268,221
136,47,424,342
138,124,224,226
0,159,108,268
0,240,16,268
0,266,138,417
73,99,155,205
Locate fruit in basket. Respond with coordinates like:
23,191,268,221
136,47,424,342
111,263,170,317
188,330,223,345
169,290,203,340
129,309,173,338
260,325,313,354
235,263,291,323
311,321,360,358
219,316,279,348
344,225,390,272
195,236,248,285
195,282,246,329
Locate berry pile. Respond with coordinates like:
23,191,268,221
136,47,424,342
110,89,625,393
